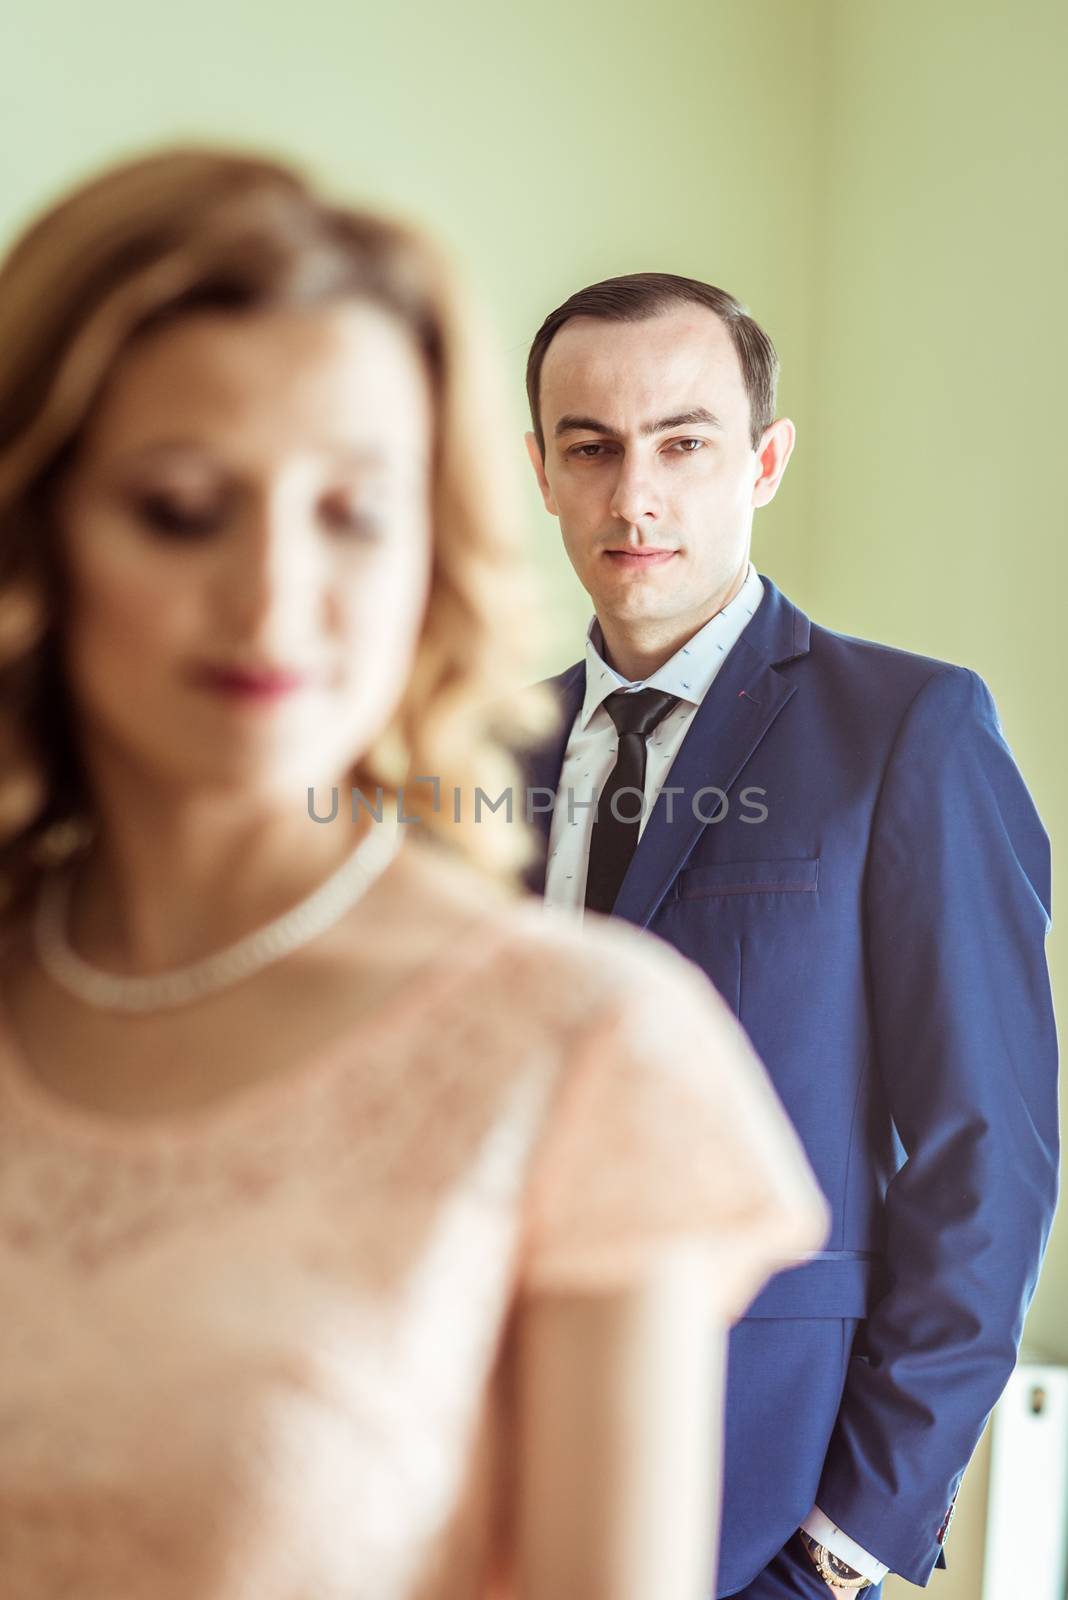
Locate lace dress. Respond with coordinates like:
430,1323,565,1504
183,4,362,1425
0,899,827,1599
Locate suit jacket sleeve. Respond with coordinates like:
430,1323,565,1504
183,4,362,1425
815,665,1059,1586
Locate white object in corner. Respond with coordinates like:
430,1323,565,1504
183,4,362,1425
981,1362,1068,1600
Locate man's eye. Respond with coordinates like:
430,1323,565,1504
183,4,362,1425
571,443,608,459
671,438,705,454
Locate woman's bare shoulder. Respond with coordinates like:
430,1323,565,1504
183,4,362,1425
370,840,654,995
407,859,721,1034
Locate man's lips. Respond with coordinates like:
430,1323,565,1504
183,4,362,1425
603,548,679,570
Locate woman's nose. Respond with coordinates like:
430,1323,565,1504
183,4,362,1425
218,502,320,642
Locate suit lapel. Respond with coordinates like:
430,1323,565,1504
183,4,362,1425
613,578,810,927
521,577,811,916
519,661,585,893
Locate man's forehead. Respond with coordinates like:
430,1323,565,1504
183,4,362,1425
540,308,747,412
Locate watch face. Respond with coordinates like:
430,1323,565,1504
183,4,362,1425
827,1551,865,1580
800,1535,872,1589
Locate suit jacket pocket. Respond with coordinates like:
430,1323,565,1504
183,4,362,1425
675,857,820,899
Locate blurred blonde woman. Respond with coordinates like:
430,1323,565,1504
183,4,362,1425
0,148,827,1600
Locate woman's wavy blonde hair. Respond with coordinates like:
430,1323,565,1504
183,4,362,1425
0,145,560,923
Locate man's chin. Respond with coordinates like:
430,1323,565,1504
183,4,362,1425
591,595,681,629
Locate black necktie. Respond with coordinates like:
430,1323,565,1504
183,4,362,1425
584,687,680,914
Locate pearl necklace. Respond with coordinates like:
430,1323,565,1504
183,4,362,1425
31,816,402,1015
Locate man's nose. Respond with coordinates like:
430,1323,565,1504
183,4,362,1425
608,457,662,525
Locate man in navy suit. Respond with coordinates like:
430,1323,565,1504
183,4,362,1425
519,272,1059,1596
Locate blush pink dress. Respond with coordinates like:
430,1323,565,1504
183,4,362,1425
0,899,826,1599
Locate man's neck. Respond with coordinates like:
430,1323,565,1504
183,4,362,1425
595,569,750,683
596,624,692,683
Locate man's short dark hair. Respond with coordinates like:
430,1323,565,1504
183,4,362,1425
526,272,779,455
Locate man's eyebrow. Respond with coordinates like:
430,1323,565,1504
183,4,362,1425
553,407,723,440
553,414,620,439
642,408,723,435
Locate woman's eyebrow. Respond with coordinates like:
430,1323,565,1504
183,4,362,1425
111,438,392,470
111,437,214,465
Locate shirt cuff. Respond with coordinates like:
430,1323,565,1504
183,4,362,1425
801,1507,890,1583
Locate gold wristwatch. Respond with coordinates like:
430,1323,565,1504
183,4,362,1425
799,1529,874,1590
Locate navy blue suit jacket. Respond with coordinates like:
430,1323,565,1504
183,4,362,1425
521,576,1059,1592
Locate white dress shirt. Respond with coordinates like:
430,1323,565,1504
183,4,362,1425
543,559,890,1586
544,562,765,913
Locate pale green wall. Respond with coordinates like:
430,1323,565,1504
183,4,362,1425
809,0,1067,1368
1,2,1064,1592
0,0,824,645
808,4,1067,1594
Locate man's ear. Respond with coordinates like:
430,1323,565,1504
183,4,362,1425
752,417,797,509
525,430,558,516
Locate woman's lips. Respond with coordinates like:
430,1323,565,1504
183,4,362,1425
192,664,312,702
603,549,678,571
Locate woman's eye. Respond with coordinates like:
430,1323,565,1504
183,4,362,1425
321,502,384,538
135,495,220,538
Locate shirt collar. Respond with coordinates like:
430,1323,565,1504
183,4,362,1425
579,562,765,730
